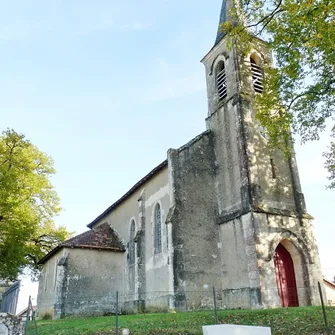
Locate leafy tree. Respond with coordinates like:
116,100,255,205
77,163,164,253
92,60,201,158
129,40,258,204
324,136,335,188
223,0,335,186
0,129,69,280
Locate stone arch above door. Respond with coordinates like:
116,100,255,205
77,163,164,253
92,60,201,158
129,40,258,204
266,231,313,264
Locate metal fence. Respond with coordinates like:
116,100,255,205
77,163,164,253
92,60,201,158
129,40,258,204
26,282,334,335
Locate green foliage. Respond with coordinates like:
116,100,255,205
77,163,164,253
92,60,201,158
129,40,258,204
224,0,335,186
29,306,335,335
324,127,335,189
0,129,70,280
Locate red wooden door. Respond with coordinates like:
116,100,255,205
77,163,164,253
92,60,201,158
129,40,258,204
274,244,299,307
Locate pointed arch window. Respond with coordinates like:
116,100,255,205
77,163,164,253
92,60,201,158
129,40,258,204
216,61,227,100
250,56,263,93
129,220,136,265
154,204,162,254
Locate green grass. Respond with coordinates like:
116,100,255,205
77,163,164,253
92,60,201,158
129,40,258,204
29,306,335,335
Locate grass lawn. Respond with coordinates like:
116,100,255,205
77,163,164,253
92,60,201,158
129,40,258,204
29,306,335,335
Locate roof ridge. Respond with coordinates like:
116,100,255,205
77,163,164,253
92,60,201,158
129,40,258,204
87,160,168,228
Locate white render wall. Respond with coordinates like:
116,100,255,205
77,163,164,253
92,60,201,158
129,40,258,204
324,280,335,306
93,167,172,310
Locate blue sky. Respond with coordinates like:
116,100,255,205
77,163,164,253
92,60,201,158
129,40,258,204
0,0,334,308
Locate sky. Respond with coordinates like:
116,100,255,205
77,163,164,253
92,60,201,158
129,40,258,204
0,0,334,312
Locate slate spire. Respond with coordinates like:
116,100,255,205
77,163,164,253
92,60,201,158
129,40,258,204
214,0,237,45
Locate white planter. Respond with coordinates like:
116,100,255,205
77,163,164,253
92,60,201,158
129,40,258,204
203,324,271,335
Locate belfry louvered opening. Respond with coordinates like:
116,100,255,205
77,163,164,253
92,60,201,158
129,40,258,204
250,57,263,93
216,61,227,100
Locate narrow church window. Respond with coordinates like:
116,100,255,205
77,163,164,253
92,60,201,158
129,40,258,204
129,220,136,265
54,258,58,289
154,204,162,254
44,263,49,291
216,61,227,100
270,158,276,179
250,56,263,93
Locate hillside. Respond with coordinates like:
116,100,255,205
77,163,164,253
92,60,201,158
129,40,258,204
29,306,335,335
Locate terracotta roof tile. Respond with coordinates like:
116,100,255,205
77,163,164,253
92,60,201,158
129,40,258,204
38,223,125,265
63,223,125,251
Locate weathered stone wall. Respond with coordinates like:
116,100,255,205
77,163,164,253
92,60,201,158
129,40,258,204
37,250,64,318
63,248,124,317
168,131,222,310
0,313,23,335
206,101,249,220
218,213,261,309
38,247,125,319
241,87,303,216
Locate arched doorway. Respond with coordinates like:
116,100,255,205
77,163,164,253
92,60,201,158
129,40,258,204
274,243,299,307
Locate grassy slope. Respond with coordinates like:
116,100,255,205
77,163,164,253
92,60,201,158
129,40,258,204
30,307,335,335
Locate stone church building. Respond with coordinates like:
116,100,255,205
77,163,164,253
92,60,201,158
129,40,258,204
37,0,324,319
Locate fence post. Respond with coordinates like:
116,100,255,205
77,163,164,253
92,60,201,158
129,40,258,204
318,281,330,334
213,286,218,325
24,296,31,335
30,297,38,335
115,291,119,335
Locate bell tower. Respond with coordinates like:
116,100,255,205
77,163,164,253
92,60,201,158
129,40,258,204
200,0,324,308
201,0,307,218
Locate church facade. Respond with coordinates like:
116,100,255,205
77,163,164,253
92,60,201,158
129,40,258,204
37,0,324,319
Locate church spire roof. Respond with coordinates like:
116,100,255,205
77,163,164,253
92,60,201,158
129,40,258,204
214,0,236,45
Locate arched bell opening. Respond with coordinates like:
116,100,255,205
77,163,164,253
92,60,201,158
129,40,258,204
216,60,227,100
250,53,263,93
274,241,300,307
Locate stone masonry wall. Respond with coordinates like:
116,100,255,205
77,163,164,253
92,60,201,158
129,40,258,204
63,248,124,318
0,313,23,335
168,131,222,311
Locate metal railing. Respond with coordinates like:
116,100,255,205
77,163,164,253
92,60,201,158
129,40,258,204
28,282,333,335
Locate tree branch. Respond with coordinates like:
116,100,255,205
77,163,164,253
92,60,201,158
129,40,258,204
26,253,38,267
245,0,284,30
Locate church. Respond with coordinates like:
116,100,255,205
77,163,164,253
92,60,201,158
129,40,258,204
37,0,324,319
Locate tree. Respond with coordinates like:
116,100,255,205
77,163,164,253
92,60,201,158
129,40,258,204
223,0,335,186
0,129,69,280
